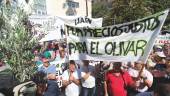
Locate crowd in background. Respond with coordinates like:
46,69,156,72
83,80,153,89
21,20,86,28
31,41,170,96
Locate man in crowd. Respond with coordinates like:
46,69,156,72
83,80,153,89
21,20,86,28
38,58,56,75
62,60,81,96
38,57,60,96
153,83,170,96
81,60,96,96
104,62,136,96
128,61,153,96
153,52,166,71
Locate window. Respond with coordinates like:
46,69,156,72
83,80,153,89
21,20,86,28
42,12,46,15
37,11,41,15
66,8,76,16
63,1,79,8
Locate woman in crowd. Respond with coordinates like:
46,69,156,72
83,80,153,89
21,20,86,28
81,60,96,96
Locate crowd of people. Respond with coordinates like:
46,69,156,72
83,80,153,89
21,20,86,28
31,41,170,96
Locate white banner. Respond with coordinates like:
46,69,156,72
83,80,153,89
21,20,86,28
66,9,169,62
57,16,103,27
29,15,65,42
50,61,64,87
29,16,103,42
155,34,170,45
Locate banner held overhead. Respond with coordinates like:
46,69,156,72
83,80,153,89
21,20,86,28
66,9,169,62
58,16,103,27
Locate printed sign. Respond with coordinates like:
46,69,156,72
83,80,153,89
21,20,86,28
57,16,103,27
66,10,169,62
155,35,170,45
50,61,65,87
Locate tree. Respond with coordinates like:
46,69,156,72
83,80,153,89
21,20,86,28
111,0,151,23
146,0,170,30
0,5,37,82
92,0,170,30
92,1,113,26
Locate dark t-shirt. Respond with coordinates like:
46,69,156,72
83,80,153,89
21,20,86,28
44,80,60,96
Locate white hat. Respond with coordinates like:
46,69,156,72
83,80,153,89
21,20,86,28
155,52,166,57
155,45,162,49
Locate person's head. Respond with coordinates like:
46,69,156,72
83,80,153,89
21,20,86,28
51,42,56,49
32,71,47,84
154,52,166,64
42,58,49,67
154,45,163,52
47,42,53,49
154,83,170,96
59,49,65,58
134,61,144,70
69,60,76,72
54,43,59,50
33,50,39,55
83,60,89,66
59,44,65,51
112,62,122,72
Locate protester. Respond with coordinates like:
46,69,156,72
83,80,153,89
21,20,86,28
81,60,96,96
38,58,56,75
54,45,68,70
50,43,59,61
43,49,52,59
44,79,60,96
62,60,81,96
94,61,107,96
104,62,136,96
38,58,60,96
153,52,166,71
55,47,68,62
42,42,54,60
128,61,153,96
32,71,47,96
165,58,170,78
33,49,43,67
147,51,156,70
163,43,170,57
153,83,170,96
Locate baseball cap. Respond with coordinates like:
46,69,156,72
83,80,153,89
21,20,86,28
155,52,166,58
42,58,49,63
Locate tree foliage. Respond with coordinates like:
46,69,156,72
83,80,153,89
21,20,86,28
0,5,37,82
92,0,170,29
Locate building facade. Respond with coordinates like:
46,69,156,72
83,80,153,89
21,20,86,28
1,0,92,17
32,0,47,15
33,0,92,17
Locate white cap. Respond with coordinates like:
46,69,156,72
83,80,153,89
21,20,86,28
155,45,162,49
155,52,166,57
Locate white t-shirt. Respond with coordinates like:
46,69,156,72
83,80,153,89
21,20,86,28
128,68,153,92
62,69,81,96
81,65,95,88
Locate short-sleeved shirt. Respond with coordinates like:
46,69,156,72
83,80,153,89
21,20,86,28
105,70,134,96
128,68,153,92
81,65,95,88
38,64,56,74
62,69,81,96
